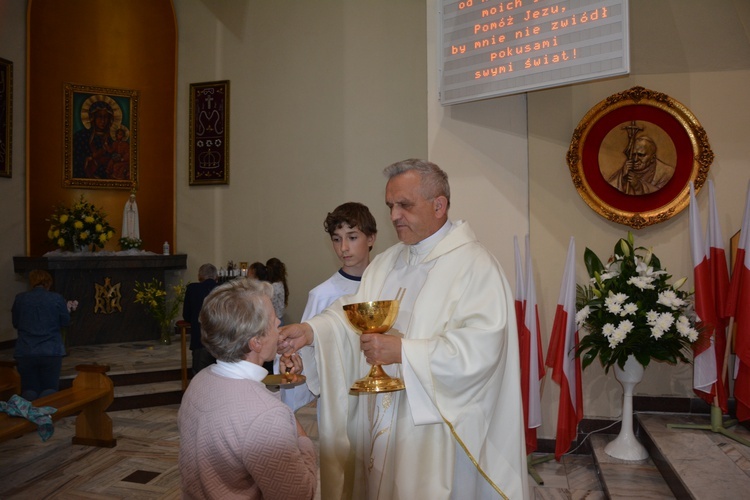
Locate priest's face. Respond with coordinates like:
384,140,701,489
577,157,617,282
386,170,444,245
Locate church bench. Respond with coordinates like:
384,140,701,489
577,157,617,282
0,364,117,447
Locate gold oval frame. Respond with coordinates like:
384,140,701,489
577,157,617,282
567,86,713,229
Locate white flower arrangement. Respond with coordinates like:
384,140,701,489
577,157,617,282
576,232,700,372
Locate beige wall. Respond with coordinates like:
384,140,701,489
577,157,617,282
427,0,750,432
425,0,530,281
529,70,750,428
173,1,426,323
525,1,750,434
0,0,29,342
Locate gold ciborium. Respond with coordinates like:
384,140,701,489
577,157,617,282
343,299,405,393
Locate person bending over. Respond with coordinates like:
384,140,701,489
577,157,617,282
178,278,316,500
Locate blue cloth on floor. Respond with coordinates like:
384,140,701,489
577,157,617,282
0,394,57,441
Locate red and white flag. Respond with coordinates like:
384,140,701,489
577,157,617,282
514,236,525,336
688,182,721,406
516,235,544,454
545,237,583,461
724,181,750,421
706,180,730,411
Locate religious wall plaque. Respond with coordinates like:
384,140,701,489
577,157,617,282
567,86,713,229
189,80,230,185
63,83,139,190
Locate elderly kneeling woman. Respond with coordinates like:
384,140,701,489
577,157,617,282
178,278,316,499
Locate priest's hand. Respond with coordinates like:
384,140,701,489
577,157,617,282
361,331,402,365
279,323,313,354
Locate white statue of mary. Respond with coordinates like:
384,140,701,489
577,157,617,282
122,190,140,240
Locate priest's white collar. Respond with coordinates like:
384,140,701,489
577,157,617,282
210,358,268,381
408,219,453,265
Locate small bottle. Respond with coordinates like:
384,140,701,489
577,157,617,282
163,241,170,255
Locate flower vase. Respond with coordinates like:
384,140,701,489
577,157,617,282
160,323,173,345
605,355,649,460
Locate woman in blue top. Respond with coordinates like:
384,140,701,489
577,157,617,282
12,269,70,400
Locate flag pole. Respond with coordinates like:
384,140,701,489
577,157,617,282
527,374,553,485
527,453,554,484
668,182,750,446
667,306,750,447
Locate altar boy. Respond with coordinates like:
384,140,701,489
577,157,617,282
279,202,377,410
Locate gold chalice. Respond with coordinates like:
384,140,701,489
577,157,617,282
343,299,405,393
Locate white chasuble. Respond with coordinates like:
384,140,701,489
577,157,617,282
308,220,529,500
359,237,438,499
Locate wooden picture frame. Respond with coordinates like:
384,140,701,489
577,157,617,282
189,80,229,185
63,83,139,189
567,86,713,229
0,57,12,178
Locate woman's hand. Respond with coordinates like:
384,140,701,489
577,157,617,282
296,417,308,438
280,352,303,374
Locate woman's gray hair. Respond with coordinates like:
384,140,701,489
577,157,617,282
199,278,274,362
383,158,451,208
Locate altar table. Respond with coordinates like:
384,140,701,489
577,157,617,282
13,254,187,346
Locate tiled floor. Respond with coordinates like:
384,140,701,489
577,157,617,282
0,403,600,499
0,405,182,499
527,453,605,499
0,341,648,498
5,340,749,498
637,413,750,498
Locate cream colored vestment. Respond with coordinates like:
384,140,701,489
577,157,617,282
307,220,528,500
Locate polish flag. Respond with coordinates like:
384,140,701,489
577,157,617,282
516,235,544,453
514,236,525,337
724,181,750,421
545,237,583,461
688,182,720,406
706,181,730,412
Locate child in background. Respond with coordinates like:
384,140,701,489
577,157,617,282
280,202,377,411
265,257,289,324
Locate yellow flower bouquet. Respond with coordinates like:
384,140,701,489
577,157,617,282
47,195,116,252
134,278,186,344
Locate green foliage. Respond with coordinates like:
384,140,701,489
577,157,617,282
575,232,698,372
134,278,186,331
119,237,143,250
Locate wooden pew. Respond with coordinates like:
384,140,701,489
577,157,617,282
0,364,117,447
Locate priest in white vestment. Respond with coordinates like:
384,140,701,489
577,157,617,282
280,159,528,500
